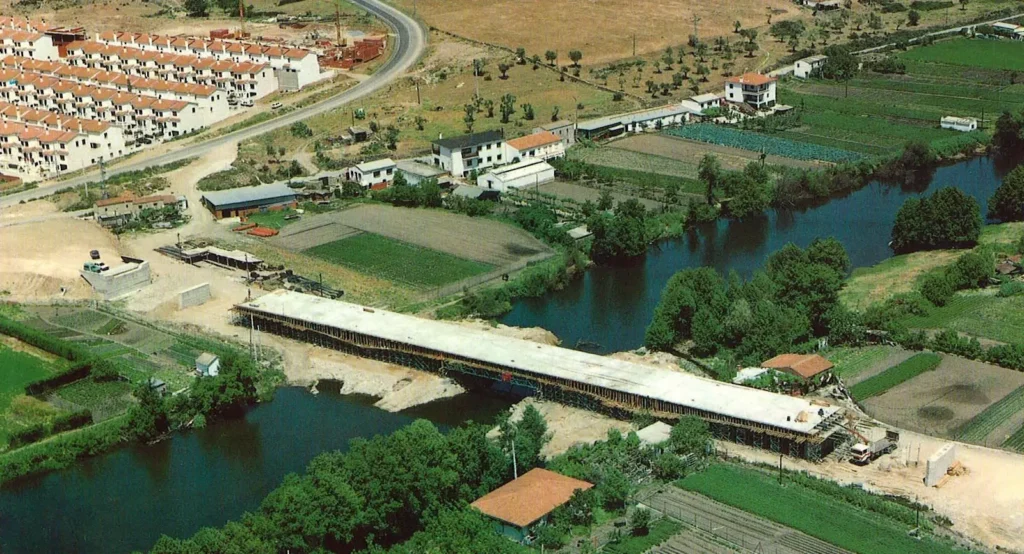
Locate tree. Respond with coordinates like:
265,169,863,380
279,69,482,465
630,508,651,536
551,105,560,122
515,46,526,64
384,125,399,150
414,115,426,131
908,9,920,25
530,54,542,69
890,187,982,253
597,189,614,211
127,380,169,442
868,12,884,30
743,40,758,57
993,110,1024,153
807,237,850,275
589,199,648,263
788,35,800,52
821,44,858,97
185,0,209,17
463,103,476,133
698,153,721,205
989,165,1024,222
544,50,557,66
723,171,770,219
734,20,742,33
960,0,968,9
770,19,806,42
568,49,583,66
672,72,684,88
482,98,494,118
499,93,516,123
520,103,535,120
679,62,691,79
498,404,551,475
497,62,511,79
472,58,485,76
599,467,631,510
696,42,709,62
668,415,710,456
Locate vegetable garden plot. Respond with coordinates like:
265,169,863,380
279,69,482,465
664,125,863,163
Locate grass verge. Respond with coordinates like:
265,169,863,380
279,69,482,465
850,352,942,401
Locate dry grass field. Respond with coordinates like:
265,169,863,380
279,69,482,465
863,355,1024,441
394,0,800,64
272,204,552,266
609,134,818,173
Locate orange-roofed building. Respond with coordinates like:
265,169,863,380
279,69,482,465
470,468,593,543
724,72,777,110
761,353,834,392
504,130,565,162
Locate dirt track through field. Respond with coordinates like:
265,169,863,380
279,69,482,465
272,204,552,266
863,355,1024,439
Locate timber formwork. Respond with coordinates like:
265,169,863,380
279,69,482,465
235,306,837,459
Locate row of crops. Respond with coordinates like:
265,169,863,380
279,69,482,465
957,384,1024,443
664,124,864,163
849,353,942,401
1004,424,1024,452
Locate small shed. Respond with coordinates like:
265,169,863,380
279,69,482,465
940,116,978,133
348,126,371,142
471,468,593,543
149,377,168,396
636,421,673,449
762,354,834,391
195,352,221,377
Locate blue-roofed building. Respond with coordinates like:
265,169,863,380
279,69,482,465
200,182,298,219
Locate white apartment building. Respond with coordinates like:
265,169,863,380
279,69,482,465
504,130,565,162
0,29,59,61
431,130,506,178
96,32,326,91
346,158,396,189
725,73,777,110
0,101,129,162
0,120,95,178
64,41,278,99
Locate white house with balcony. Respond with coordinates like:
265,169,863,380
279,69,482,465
346,158,396,189
431,130,505,178
725,73,777,110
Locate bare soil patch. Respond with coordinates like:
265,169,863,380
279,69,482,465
496,397,633,457
612,134,819,172
863,355,1024,438
272,204,551,266
537,180,665,210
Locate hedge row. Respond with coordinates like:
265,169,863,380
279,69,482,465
0,416,128,486
7,410,93,449
0,315,90,361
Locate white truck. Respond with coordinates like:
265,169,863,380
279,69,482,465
851,429,899,464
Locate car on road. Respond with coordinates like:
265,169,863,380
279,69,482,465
89,250,100,260
241,99,254,107
271,102,283,110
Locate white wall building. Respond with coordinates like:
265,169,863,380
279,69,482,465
431,130,505,178
504,130,565,162
794,55,828,79
0,29,59,60
689,93,723,111
195,352,220,377
346,158,396,189
940,116,978,132
534,120,576,147
725,73,777,110
479,159,555,192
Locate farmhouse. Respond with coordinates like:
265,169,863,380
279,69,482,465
200,182,297,219
346,158,396,189
762,353,834,391
93,192,186,227
725,73,777,110
576,104,691,140
940,116,978,132
534,120,575,147
479,158,555,192
794,55,827,79
431,130,505,177
504,130,565,162
471,468,593,543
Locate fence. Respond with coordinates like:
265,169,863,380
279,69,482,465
420,250,557,300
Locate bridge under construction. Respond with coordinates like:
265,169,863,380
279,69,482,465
234,290,848,459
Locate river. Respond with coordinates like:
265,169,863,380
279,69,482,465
0,155,1015,553
503,155,1015,353
0,387,510,554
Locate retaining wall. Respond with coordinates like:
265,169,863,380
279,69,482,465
178,282,212,309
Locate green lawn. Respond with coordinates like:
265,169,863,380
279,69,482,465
0,346,57,445
849,353,942,401
900,38,1024,72
825,346,899,379
957,384,1024,443
900,292,1024,345
677,465,963,554
304,233,494,289
245,208,302,230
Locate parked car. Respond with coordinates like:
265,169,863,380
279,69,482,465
241,99,254,107
271,102,283,110
89,250,100,260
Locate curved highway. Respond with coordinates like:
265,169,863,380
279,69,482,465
0,0,426,207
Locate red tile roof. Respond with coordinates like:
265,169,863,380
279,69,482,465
470,469,593,528
506,130,561,151
726,72,776,86
762,354,834,379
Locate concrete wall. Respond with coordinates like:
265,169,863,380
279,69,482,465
925,443,956,486
178,282,212,310
80,261,152,300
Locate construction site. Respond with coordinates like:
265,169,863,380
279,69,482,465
234,290,849,460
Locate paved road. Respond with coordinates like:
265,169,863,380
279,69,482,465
855,12,1024,54
0,0,425,208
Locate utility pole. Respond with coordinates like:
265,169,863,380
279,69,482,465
415,79,421,104
778,453,783,484
632,34,636,57
335,1,342,44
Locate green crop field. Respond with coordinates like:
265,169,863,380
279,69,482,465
0,346,57,445
677,464,962,554
55,379,134,421
825,346,898,379
957,384,1024,443
664,125,863,162
850,353,942,401
1003,424,1024,452
900,292,1024,345
900,38,1024,72
304,233,494,289
245,209,301,230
